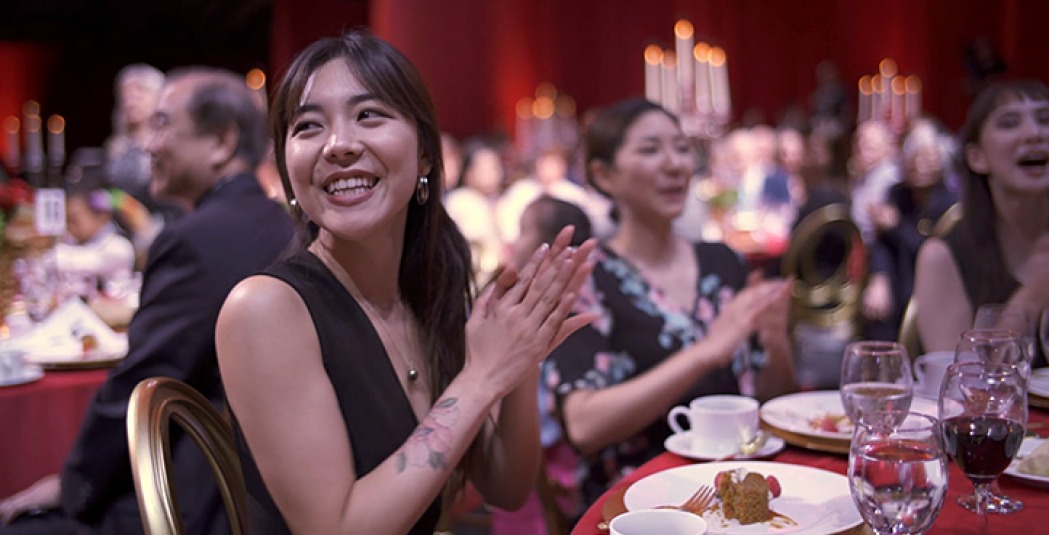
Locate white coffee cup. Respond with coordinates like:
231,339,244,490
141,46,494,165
0,349,26,382
609,508,708,535
667,394,759,457
913,351,954,398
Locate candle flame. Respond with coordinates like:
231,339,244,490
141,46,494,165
871,74,883,93
891,76,906,95
693,42,710,62
535,82,557,99
644,45,664,66
24,115,41,133
2,116,19,134
858,75,873,95
708,47,726,67
674,20,694,40
556,95,577,117
905,75,922,93
47,115,65,134
879,58,898,78
246,68,266,91
23,100,40,118
532,96,555,120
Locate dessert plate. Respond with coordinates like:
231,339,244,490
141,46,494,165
0,365,44,387
1004,436,1049,489
1028,368,1049,398
624,460,862,534
760,391,937,442
664,433,786,461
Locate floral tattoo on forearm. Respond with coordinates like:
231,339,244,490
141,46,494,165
395,397,460,473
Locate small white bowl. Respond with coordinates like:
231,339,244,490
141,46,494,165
609,508,708,535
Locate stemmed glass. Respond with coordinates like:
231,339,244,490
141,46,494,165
973,304,1036,369
848,411,948,535
840,341,914,427
952,328,1030,514
939,362,1027,535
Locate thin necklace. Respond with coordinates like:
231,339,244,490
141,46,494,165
309,246,422,384
347,286,422,385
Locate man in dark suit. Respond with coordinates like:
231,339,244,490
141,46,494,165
0,68,294,534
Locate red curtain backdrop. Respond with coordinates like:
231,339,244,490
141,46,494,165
367,0,1049,138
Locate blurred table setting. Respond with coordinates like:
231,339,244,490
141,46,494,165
574,387,1049,535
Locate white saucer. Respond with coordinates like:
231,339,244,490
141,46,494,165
0,365,44,388
664,432,786,461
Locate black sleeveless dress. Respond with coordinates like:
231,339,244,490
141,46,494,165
944,230,1047,367
232,251,441,534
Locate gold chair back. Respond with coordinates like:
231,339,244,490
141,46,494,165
781,203,866,330
126,377,248,535
897,202,963,359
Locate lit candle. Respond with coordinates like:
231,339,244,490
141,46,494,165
674,20,695,113
709,46,730,121
870,74,883,124
644,45,663,103
878,59,897,122
47,115,65,168
245,68,267,108
23,101,43,176
891,76,906,131
857,76,873,124
515,97,534,158
693,42,712,116
661,51,679,115
2,116,19,172
905,75,922,119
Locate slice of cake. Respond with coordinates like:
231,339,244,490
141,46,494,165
715,468,781,525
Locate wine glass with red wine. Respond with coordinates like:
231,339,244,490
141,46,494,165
939,362,1027,535
953,327,1031,514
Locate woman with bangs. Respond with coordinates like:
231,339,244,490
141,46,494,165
914,79,1049,367
216,31,597,534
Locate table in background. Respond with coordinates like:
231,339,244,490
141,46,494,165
0,369,108,497
572,407,1049,535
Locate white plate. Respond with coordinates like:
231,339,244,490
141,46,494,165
1004,436,1049,488
624,461,862,535
26,347,126,370
665,433,786,461
760,391,854,441
1029,368,1049,398
760,391,937,441
0,365,44,387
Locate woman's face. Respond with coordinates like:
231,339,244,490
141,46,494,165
595,111,693,222
284,59,428,242
905,139,943,189
967,96,1049,194
463,147,503,196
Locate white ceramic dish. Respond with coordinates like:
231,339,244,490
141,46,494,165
0,365,44,387
1028,368,1049,398
624,460,862,535
664,433,786,461
1004,436,1049,489
760,391,937,442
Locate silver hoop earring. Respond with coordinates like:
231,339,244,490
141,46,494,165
415,176,430,205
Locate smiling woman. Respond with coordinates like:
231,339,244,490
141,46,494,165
914,79,1049,368
215,30,598,535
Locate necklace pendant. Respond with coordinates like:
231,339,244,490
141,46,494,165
407,367,419,382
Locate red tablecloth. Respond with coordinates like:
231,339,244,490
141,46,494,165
0,369,108,498
573,408,1049,534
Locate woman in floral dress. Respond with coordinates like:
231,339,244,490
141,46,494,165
542,99,797,504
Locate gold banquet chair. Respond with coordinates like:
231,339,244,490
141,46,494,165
126,377,249,535
781,203,867,331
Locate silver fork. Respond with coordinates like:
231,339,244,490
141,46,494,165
657,484,716,515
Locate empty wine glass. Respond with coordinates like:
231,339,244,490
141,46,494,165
973,304,1035,365
848,410,948,535
840,341,914,427
939,362,1027,535
953,328,1031,514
